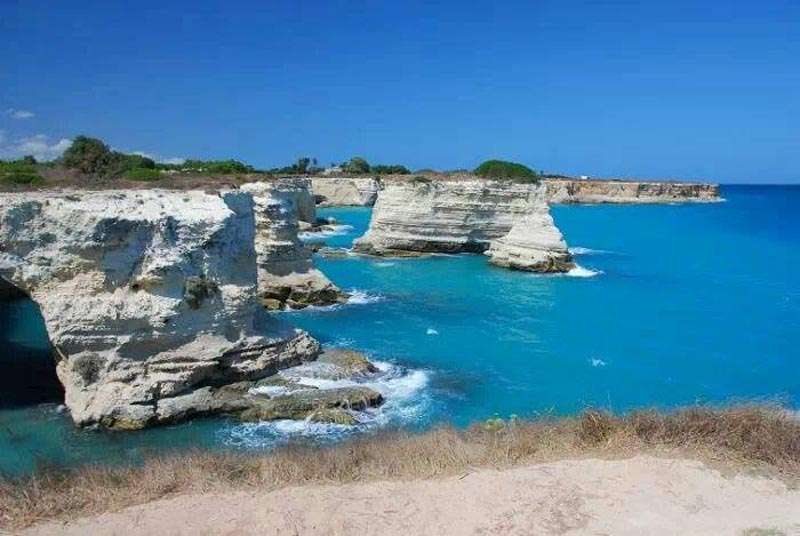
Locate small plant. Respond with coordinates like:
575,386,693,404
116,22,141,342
72,354,104,384
124,168,162,181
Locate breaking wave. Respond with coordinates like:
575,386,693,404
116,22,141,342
223,360,431,449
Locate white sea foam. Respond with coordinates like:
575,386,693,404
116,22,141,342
566,265,602,278
224,359,431,449
589,358,607,367
568,246,609,256
374,261,397,268
426,328,439,335
347,289,384,305
299,224,354,241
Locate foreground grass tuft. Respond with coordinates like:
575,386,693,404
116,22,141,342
1,404,798,530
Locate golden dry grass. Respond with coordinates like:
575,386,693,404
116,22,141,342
1,404,798,530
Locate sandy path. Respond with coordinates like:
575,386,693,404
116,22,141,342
23,456,800,536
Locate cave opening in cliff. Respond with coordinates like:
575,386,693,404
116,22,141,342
0,278,64,408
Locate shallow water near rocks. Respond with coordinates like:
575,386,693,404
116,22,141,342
1,185,798,475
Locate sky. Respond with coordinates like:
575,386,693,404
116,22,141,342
1,0,799,183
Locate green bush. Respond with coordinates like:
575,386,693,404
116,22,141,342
474,159,539,183
61,135,156,177
0,159,45,185
61,136,114,174
343,156,370,174
124,168,162,181
176,159,255,174
372,164,410,175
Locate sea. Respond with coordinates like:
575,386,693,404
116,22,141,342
1,185,798,475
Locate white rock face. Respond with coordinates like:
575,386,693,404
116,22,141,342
353,180,572,271
310,177,380,207
242,181,345,310
0,189,320,429
544,178,721,204
485,208,573,272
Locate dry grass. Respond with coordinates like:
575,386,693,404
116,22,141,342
1,404,799,530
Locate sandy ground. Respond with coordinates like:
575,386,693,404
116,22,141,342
22,455,800,536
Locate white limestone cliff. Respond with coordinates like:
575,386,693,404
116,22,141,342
310,177,380,207
242,181,346,310
0,189,320,429
485,208,573,272
352,179,573,272
544,178,721,204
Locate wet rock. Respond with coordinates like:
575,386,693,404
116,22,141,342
308,408,359,425
318,349,379,378
239,386,383,422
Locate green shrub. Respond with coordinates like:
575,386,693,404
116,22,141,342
124,168,162,181
372,164,410,175
176,159,254,174
61,136,156,177
474,159,539,183
0,159,45,185
343,157,370,174
61,136,114,174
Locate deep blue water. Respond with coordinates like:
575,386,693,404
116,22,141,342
1,185,798,475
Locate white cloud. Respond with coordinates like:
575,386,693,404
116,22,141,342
160,157,186,165
6,108,35,120
0,134,72,161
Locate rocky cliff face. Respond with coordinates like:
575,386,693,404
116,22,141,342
352,179,572,272
310,177,380,207
0,189,320,429
544,179,720,204
242,181,345,310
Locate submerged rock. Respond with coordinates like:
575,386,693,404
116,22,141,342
0,189,321,429
240,386,383,422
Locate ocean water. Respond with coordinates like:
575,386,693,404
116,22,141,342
1,185,798,475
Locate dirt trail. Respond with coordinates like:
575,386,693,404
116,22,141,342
23,455,800,536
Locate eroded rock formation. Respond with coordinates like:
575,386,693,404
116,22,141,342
310,177,380,207
352,179,573,272
242,181,346,310
0,189,321,429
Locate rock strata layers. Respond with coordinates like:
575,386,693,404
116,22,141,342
310,177,380,207
544,178,720,204
0,189,320,429
352,179,573,272
242,181,346,310
485,208,574,272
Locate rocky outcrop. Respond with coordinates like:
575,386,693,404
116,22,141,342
486,208,574,272
0,189,321,429
240,386,383,422
543,178,721,204
242,181,346,310
310,177,380,207
352,179,573,272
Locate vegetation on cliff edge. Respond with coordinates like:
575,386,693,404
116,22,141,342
474,159,540,183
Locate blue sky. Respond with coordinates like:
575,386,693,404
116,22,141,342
2,0,799,183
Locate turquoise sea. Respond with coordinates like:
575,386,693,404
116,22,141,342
1,185,798,476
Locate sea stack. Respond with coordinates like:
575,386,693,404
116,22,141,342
353,178,573,273
0,189,320,429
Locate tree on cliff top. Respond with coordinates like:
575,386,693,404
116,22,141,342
61,136,156,177
474,160,539,183
343,156,370,174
